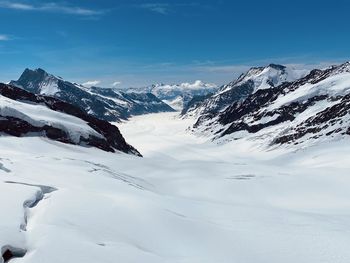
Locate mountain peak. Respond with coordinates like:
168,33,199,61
22,67,49,77
183,63,309,118
10,68,175,121
247,63,286,72
233,63,297,92
34,67,48,74
18,68,57,84
267,63,286,70
336,61,350,72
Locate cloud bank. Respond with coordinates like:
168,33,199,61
0,34,10,41
0,1,103,16
112,81,122,87
82,80,100,87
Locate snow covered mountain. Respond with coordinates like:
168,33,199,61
183,64,308,117
87,86,175,116
0,83,141,155
191,62,350,148
10,68,174,122
124,80,218,111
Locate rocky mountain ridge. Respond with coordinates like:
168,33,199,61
10,68,174,122
191,62,350,148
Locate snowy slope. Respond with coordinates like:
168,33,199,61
220,64,307,94
10,69,174,122
192,62,350,149
183,64,308,118
0,94,102,143
1,112,350,262
124,80,218,111
0,83,140,155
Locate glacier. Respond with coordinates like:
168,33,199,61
0,112,349,262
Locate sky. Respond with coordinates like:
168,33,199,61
0,0,350,88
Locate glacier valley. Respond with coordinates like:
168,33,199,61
0,112,349,263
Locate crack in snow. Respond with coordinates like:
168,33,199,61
4,182,57,232
1,181,57,262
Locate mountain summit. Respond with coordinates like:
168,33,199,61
182,64,308,117
10,69,174,122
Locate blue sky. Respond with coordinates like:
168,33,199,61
0,0,349,88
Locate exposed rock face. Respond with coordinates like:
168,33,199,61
191,62,350,147
183,64,308,117
0,116,69,141
0,84,141,156
181,93,214,116
10,68,174,122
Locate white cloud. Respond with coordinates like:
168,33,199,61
0,34,10,41
82,80,100,87
0,1,103,16
4,2,33,10
112,81,122,87
179,80,217,89
138,3,204,15
140,3,169,14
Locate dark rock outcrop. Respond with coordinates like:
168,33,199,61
0,83,141,156
1,246,26,263
181,93,214,116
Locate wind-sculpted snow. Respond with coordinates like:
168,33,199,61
0,113,350,262
0,84,141,155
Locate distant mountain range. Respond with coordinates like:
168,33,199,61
187,62,350,148
10,68,174,122
5,62,350,151
123,80,218,111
